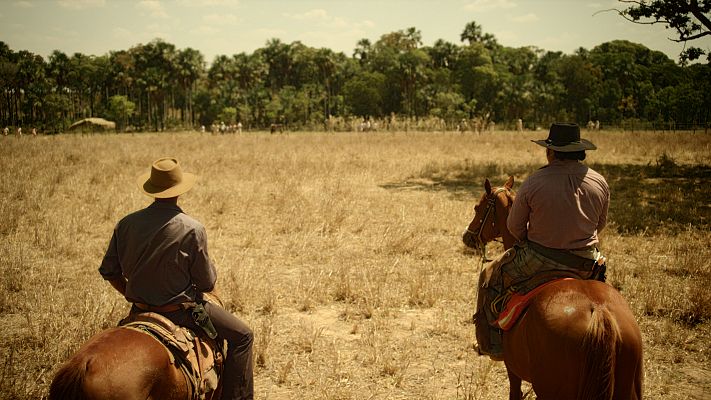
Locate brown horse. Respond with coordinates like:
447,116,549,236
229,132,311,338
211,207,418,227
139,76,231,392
49,308,223,400
462,177,643,400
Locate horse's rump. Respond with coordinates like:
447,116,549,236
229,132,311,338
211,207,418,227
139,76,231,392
49,313,225,400
49,358,89,400
504,279,642,400
49,327,180,400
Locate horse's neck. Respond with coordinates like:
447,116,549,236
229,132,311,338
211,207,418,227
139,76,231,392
502,231,516,250
498,200,516,250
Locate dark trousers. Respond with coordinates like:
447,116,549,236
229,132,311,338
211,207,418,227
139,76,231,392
159,303,254,400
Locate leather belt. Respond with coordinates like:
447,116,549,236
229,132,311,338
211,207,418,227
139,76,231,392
527,241,596,268
134,302,184,313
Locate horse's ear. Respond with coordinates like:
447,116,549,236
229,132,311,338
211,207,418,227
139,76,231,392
484,178,492,195
504,175,514,190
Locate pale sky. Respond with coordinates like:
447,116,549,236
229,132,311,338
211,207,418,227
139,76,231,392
2,0,709,65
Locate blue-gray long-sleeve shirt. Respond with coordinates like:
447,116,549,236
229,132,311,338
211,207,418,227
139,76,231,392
99,201,217,306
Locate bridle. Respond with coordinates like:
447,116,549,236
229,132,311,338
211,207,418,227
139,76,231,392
463,183,515,305
465,187,511,265
466,187,509,243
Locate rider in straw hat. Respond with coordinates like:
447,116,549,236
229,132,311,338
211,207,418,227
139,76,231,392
474,123,610,361
99,157,254,400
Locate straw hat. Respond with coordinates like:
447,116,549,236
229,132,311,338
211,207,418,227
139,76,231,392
137,157,196,198
532,123,597,152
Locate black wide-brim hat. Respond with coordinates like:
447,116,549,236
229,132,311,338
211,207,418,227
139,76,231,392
532,123,597,152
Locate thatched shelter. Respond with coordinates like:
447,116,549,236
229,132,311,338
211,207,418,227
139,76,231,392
68,118,116,133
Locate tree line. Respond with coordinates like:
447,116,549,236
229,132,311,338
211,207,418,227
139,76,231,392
1,21,709,133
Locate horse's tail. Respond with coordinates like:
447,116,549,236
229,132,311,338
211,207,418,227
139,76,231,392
48,359,89,400
577,305,621,400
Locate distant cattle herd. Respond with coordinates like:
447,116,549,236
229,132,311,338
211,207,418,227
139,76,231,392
2,117,604,137
3,126,37,137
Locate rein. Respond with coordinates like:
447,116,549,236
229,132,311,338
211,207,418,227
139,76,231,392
463,183,514,306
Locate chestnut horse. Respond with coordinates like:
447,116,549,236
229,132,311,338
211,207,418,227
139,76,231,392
49,308,223,400
462,177,643,400
49,326,192,400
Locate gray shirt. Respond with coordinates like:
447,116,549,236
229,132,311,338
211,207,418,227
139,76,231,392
507,159,609,250
99,201,217,306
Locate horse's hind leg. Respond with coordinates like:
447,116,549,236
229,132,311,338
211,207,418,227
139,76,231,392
506,367,523,400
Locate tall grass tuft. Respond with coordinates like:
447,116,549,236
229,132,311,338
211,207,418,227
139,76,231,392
0,130,709,399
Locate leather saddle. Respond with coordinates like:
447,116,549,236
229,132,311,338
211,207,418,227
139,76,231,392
120,311,225,399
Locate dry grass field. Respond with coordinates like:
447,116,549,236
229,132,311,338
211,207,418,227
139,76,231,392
1,129,709,399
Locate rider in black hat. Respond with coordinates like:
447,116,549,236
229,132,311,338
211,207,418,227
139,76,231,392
474,123,609,361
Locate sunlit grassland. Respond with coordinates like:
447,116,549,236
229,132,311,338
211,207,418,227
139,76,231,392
0,129,709,399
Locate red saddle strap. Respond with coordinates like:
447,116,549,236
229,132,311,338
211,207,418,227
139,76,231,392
495,278,573,331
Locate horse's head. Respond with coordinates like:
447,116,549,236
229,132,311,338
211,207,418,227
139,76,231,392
462,176,516,251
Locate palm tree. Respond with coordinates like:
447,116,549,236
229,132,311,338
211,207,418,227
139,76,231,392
0,42,19,127
353,38,371,65
132,39,177,131
460,21,499,50
175,48,205,127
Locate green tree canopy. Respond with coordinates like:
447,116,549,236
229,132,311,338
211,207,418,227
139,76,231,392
107,95,135,131
616,0,711,62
